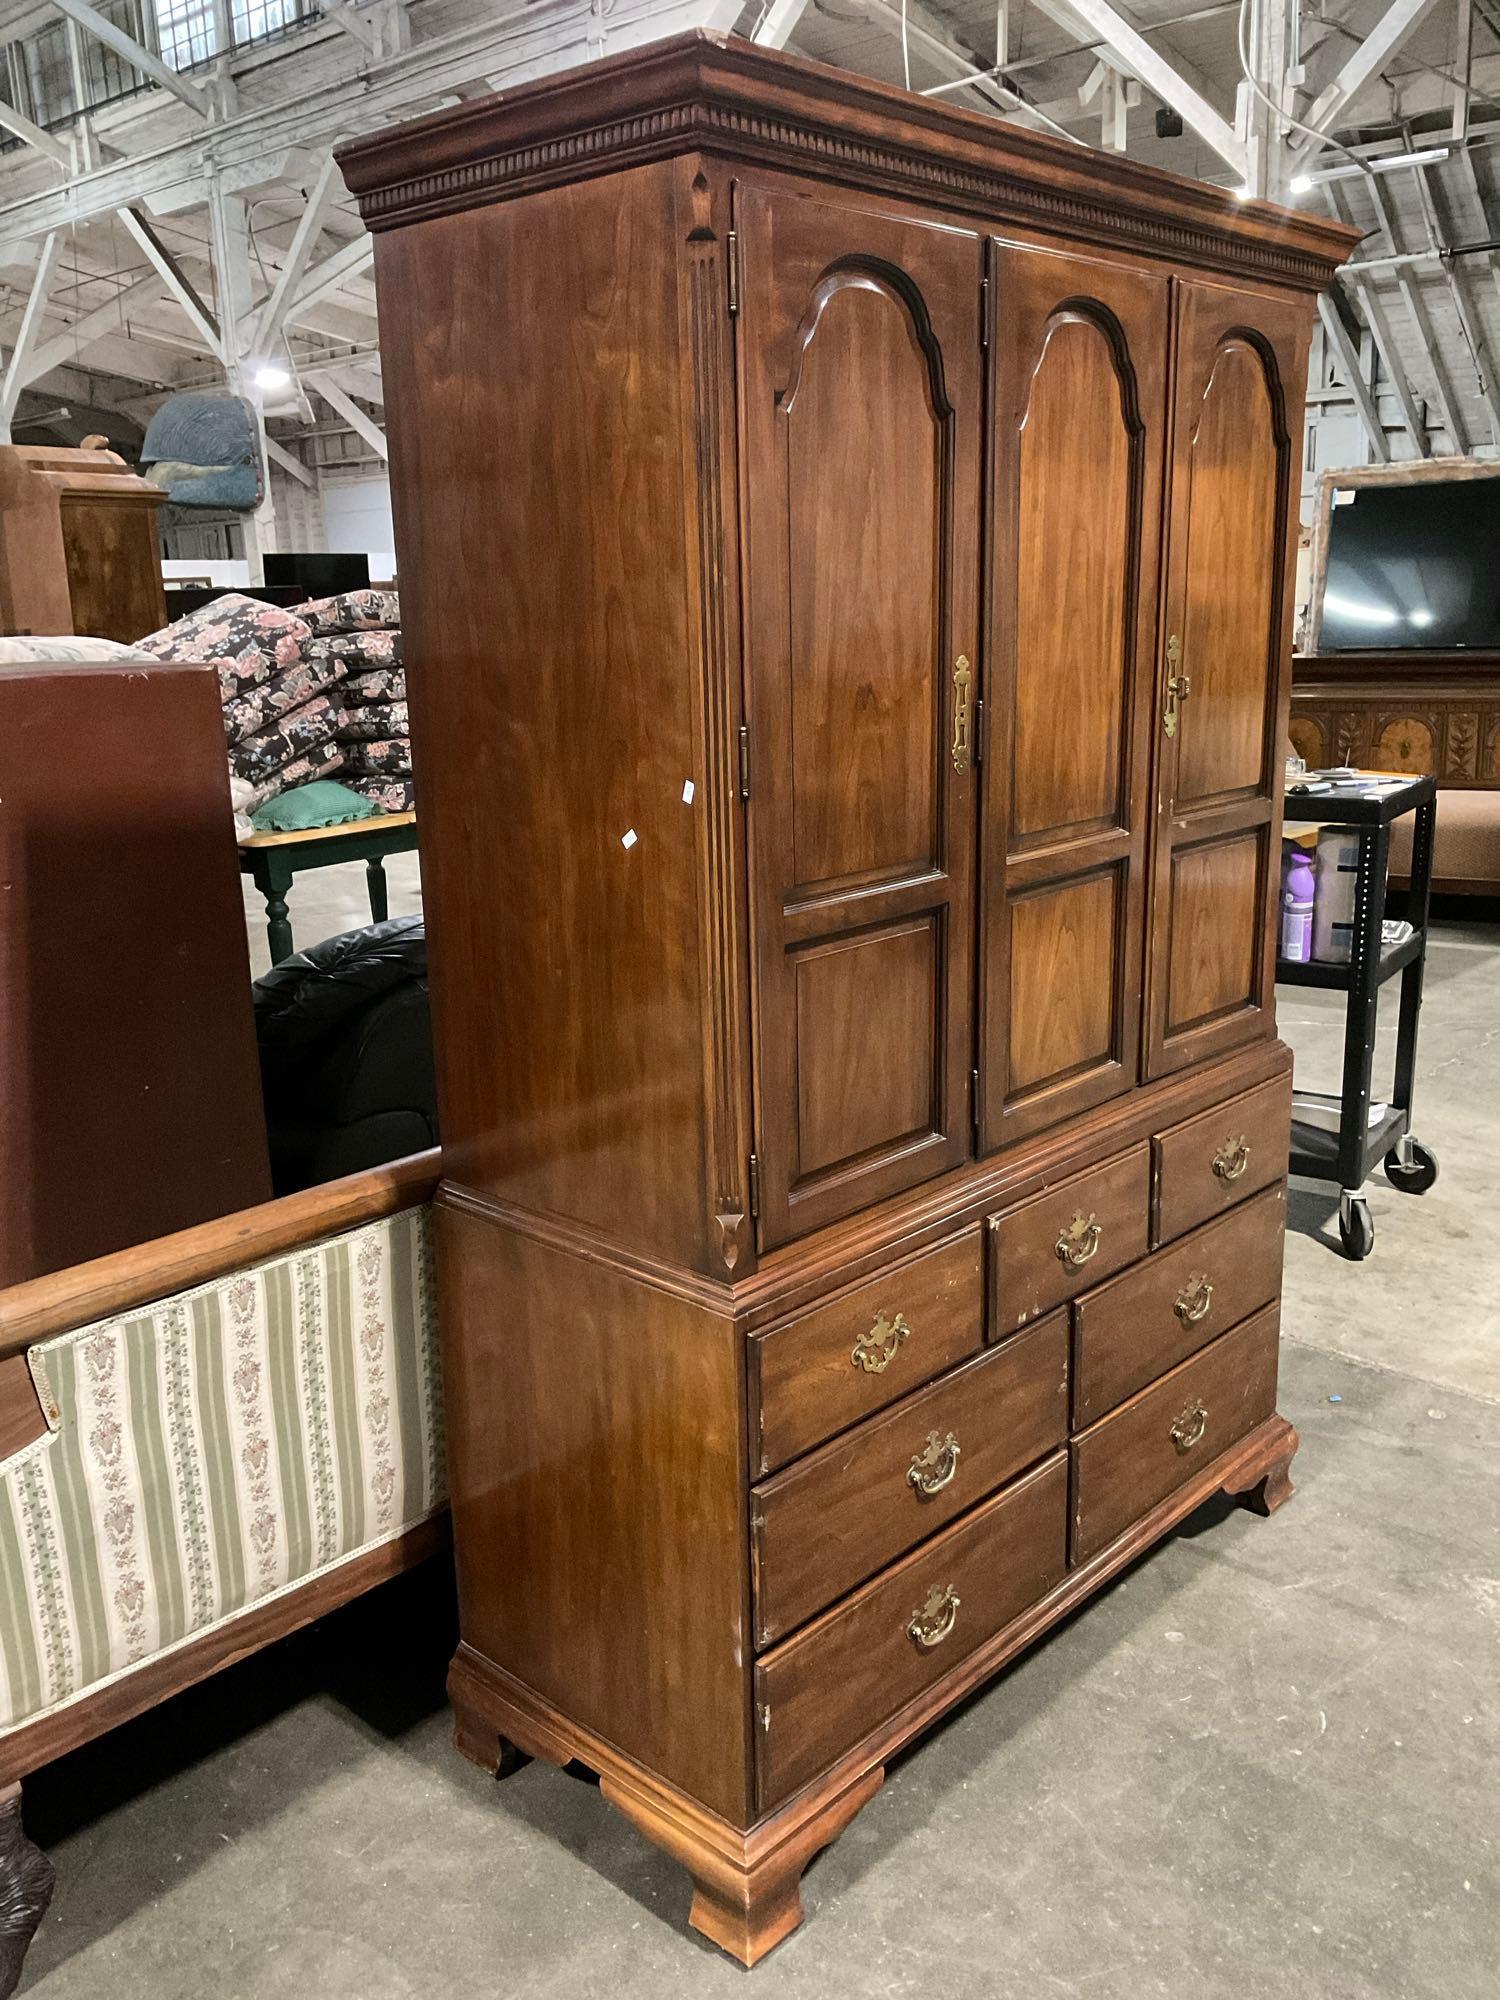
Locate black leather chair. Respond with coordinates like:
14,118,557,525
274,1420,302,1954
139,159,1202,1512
253,916,437,1193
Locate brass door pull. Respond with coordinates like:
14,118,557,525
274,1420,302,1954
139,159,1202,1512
1163,634,1191,739
1212,1134,1250,1183
1170,1400,1209,1454
952,654,973,773
1173,1274,1214,1326
1055,1210,1102,1268
907,1429,961,1497
852,1310,909,1375
907,1582,960,1650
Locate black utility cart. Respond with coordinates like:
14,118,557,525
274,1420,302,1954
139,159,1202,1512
1280,772,1438,1260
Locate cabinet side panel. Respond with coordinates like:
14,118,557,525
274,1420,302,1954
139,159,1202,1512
436,1202,752,1824
375,163,714,1268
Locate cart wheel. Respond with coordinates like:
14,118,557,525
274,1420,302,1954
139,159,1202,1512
1384,1140,1438,1196
1339,1194,1375,1261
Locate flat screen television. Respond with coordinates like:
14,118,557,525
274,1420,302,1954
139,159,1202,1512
1319,477,1500,652
263,551,370,596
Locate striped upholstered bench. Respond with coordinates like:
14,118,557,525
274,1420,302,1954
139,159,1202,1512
0,1153,446,1996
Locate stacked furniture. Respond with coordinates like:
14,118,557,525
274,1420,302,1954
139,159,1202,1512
0,1151,445,1998
0,444,166,646
0,655,271,1287
341,33,1354,1966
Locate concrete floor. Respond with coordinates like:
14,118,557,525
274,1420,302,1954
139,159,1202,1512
19,884,1500,1999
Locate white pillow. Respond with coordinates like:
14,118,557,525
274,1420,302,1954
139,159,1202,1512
0,636,156,664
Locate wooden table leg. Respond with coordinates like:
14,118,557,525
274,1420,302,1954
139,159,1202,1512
366,854,390,925
256,856,296,965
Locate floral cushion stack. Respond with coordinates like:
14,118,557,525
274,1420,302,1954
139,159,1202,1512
136,592,351,807
302,603,414,816
136,587,414,819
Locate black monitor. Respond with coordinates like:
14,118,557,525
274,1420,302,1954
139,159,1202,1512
1320,477,1500,652
263,551,371,596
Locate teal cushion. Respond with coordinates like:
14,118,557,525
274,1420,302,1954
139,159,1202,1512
251,780,379,833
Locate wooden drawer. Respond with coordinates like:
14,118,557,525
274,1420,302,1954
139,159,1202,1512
1072,1183,1285,1424
755,1453,1067,1808
751,1228,984,1476
752,1313,1068,1645
1070,1302,1281,1566
1153,1072,1290,1245
989,1144,1150,1338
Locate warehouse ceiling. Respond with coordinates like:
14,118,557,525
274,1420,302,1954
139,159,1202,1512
0,0,1493,466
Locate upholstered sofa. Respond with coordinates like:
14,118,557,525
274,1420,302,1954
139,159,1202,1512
0,1151,445,1996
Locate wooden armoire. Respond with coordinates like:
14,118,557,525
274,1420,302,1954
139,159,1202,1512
342,36,1354,1965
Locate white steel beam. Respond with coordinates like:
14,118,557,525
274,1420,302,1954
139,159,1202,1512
1406,143,1500,445
0,96,72,166
316,374,388,459
49,0,214,118
11,272,166,390
285,235,375,324
864,0,1084,140
117,207,222,356
1365,171,1470,453
1316,293,1391,462
1,234,66,435
1325,183,1427,455
317,0,382,55
247,155,344,356
0,0,742,259
1028,0,1245,175
1292,0,1444,165
752,0,811,47
264,434,315,485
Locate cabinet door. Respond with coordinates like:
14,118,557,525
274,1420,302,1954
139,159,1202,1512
1144,279,1309,1080
980,242,1168,1150
738,184,982,1247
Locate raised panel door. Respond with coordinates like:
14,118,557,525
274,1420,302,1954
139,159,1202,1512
738,182,982,1246
980,242,1167,1150
1145,279,1310,1079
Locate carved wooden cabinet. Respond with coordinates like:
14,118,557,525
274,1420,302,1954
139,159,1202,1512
342,35,1353,1966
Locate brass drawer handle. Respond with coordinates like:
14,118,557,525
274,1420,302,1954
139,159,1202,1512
1173,1274,1214,1326
1055,1210,1102,1268
852,1309,909,1376
907,1582,960,1651
907,1428,961,1497
952,654,972,773
1213,1134,1250,1183
1170,1400,1209,1454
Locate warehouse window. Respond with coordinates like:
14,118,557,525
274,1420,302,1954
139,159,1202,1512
154,0,322,70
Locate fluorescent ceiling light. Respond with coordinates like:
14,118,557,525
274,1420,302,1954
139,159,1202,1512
255,363,291,391
1295,147,1451,194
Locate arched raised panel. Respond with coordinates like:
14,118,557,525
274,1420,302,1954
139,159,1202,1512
1176,339,1282,808
784,271,944,889
740,186,982,1246
1144,281,1309,1083
1012,309,1138,844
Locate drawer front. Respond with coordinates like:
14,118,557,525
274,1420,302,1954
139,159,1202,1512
1153,1072,1290,1245
753,1313,1068,1645
755,1454,1067,1808
752,1228,984,1476
1073,1183,1285,1424
989,1144,1150,1337
1071,1302,1281,1565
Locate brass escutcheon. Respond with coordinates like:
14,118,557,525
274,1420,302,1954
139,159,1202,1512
1170,1399,1209,1453
1213,1134,1251,1183
952,654,973,773
907,1582,960,1650
1055,1210,1102,1268
907,1428,961,1498
1174,1274,1214,1326
852,1309,910,1376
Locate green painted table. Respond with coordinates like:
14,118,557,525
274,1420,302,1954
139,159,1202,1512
238,810,419,963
